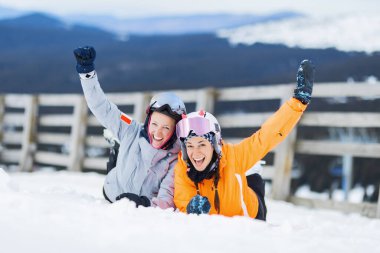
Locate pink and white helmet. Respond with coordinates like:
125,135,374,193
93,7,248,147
176,110,223,160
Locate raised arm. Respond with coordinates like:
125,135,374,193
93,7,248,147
73,46,137,141
233,60,315,172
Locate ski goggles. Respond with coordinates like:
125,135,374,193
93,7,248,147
151,103,185,119
150,101,186,116
176,117,215,139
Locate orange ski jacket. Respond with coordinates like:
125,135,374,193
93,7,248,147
174,98,307,217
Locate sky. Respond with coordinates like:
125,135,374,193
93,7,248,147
0,0,379,18
1,168,380,253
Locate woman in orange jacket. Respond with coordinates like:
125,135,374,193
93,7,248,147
174,60,314,220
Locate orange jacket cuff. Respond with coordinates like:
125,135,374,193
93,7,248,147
288,97,308,112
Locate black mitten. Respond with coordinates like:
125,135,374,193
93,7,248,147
186,194,211,215
73,46,96,74
116,193,151,207
293,59,315,104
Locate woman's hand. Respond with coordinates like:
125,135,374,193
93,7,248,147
73,46,96,74
293,59,315,104
186,194,211,215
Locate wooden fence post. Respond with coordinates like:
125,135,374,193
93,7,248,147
19,95,38,172
272,129,298,200
134,93,151,123
377,185,380,219
68,96,88,172
0,96,4,151
271,94,298,201
195,87,216,113
342,154,353,201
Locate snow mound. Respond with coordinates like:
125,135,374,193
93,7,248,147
0,170,379,253
0,168,19,192
217,13,380,54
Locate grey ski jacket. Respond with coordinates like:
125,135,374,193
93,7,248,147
80,73,179,208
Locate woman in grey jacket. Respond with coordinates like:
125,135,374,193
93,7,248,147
73,46,186,209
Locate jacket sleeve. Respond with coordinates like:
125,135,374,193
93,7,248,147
174,154,197,213
151,159,176,209
79,72,137,141
233,98,307,174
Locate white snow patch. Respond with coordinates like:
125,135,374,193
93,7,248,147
217,14,380,54
295,185,365,203
0,168,19,192
0,169,379,253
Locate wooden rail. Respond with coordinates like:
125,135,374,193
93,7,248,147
0,82,379,218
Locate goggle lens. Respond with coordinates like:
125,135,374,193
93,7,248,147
176,117,212,138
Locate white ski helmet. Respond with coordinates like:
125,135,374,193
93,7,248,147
144,92,186,150
176,110,223,160
147,92,186,122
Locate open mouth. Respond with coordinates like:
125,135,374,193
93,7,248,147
192,157,205,167
153,135,164,142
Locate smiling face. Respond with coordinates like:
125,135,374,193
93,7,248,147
185,136,214,172
148,111,176,149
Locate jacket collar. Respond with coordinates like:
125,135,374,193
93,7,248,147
139,134,180,165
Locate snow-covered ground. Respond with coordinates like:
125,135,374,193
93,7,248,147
1,168,379,253
218,13,380,54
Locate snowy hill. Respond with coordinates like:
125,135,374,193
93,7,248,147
217,13,380,54
64,11,302,36
1,168,379,253
1,12,66,28
0,12,379,94
0,5,25,19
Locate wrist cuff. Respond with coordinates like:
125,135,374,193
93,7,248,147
79,71,96,80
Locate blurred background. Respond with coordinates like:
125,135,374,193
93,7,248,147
0,0,379,206
0,0,379,93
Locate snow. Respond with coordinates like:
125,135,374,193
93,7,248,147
217,13,380,54
1,168,379,253
295,185,366,203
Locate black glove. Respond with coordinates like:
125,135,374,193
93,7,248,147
73,46,96,74
186,194,211,215
116,193,151,207
293,59,315,105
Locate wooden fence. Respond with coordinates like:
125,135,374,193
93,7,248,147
1,82,379,218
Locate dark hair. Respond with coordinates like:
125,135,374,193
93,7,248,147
213,167,220,214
